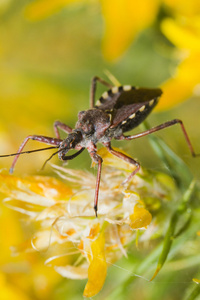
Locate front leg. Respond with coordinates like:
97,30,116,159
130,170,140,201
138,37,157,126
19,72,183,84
10,135,62,173
105,143,140,184
88,145,103,217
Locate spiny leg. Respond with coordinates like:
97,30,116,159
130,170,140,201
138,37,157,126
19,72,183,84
60,146,101,217
117,119,199,157
90,76,113,108
54,121,73,139
89,149,103,217
10,135,62,173
94,156,103,217
105,143,140,185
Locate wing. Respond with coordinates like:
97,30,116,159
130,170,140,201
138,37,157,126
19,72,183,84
95,85,162,133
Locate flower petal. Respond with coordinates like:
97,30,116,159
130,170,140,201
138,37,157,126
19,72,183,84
129,203,152,229
101,0,160,61
157,53,200,110
55,265,88,279
0,174,73,206
161,17,200,51
83,232,107,297
158,17,200,110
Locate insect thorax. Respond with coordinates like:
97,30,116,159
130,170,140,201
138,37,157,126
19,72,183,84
75,109,111,143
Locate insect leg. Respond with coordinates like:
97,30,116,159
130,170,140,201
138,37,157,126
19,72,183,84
58,147,85,161
54,121,73,138
42,147,85,173
10,135,62,173
105,143,140,184
88,149,103,217
117,119,199,157
90,76,113,108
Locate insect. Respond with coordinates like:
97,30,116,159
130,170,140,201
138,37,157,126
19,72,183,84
0,76,199,216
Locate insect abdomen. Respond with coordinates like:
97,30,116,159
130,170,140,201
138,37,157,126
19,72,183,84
119,98,158,133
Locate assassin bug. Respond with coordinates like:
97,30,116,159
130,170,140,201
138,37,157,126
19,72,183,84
0,76,199,216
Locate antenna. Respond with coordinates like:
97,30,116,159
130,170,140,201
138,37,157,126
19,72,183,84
41,147,85,170
0,146,59,158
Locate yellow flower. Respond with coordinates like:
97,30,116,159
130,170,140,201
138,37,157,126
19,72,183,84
0,194,61,299
0,148,177,297
162,0,200,18
100,0,160,61
157,2,200,110
25,0,160,61
83,232,107,297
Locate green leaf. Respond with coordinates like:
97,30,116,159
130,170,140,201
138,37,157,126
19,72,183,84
186,280,200,300
150,181,196,280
